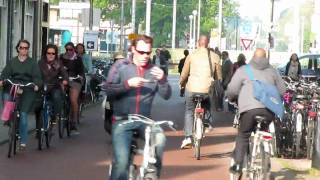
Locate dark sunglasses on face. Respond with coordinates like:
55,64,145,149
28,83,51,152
46,52,56,55
19,46,29,50
135,49,152,55
66,48,74,52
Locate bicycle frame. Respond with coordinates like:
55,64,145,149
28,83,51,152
110,114,175,179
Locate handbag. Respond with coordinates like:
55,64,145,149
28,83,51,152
207,49,224,110
1,85,17,121
244,65,284,118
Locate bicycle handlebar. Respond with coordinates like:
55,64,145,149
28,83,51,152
118,114,176,131
69,75,82,81
3,79,35,87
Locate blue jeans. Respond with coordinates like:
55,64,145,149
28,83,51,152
184,91,214,137
3,93,29,144
110,119,166,180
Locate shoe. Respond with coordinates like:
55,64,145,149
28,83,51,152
70,125,80,135
229,164,242,174
19,143,27,151
204,123,213,133
180,137,192,149
3,121,10,127
70,130,80,136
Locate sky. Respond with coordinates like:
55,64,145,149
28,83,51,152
237,0,293,22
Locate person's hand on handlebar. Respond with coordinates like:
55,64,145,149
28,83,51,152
62,80,68,86
34,85,39,92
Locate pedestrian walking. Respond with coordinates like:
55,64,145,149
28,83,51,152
285,53,301,80
159,45,171,76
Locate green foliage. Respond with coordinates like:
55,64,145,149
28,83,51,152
49,0,60,5
95,0,239,48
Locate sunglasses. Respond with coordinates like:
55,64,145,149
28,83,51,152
19,46,29,50
135,49,152,55
46,52,56,55
66,48,74,52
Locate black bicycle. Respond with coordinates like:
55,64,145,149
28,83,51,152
58,85,71,138
37,84,55,150
3,79,35,158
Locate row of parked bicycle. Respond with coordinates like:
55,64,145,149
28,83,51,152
273,76,320,159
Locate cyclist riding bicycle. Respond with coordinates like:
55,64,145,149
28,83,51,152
76,43,93,98
106,35,171,180
0,39,42,149
36,44,68,125
179,35,222,149
226,48,286,174
60,42,85,133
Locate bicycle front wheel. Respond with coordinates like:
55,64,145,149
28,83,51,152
7,115,16,158
306,118,315,160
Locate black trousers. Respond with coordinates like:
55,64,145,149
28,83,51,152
233,108,274,164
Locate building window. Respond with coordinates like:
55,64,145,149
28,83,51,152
0,0,5,7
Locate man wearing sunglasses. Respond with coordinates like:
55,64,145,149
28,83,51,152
106,35,171,180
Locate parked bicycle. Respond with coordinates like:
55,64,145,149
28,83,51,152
108,114,175,179
230,115,273,180
3,79,35,158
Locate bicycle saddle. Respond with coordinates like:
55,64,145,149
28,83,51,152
295,95,306,99
193,94,206,101
254,115,267,124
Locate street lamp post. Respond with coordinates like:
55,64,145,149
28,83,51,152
172,0,177,49
120,0,124,50
218,0,223,49
189,15,193,49
146,0,152,36
132,0,136,33
197,0,201,41
193,10,197,49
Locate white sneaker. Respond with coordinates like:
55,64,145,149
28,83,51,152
180,137,192,149
205,124,213,133
19,143,26,151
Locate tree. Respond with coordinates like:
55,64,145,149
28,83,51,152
49,0,239,48
95,0,239,48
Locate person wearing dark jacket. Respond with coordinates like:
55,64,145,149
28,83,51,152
106,35,171,180
178,49,189,75
37,44,68,123
0,39,42,149
233,53,246,73
221,51,233,89
60,42,85,133
226,48,286,174
285,53,301,80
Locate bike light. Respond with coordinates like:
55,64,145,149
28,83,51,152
262,135,273,140
308,111,317,118
195,108,204,113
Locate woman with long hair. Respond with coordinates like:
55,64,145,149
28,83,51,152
37,44,68,123
285,53,301,80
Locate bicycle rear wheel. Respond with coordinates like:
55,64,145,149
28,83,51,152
193,117,203,160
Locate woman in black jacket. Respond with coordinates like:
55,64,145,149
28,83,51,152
38,44,68,122
60,42,85,132
285,53,301,80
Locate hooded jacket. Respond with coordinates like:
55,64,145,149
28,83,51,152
226,57,286,114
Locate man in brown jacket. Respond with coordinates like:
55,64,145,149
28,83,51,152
179,35,222,148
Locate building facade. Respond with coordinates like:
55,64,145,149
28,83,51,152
0,0,49,70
